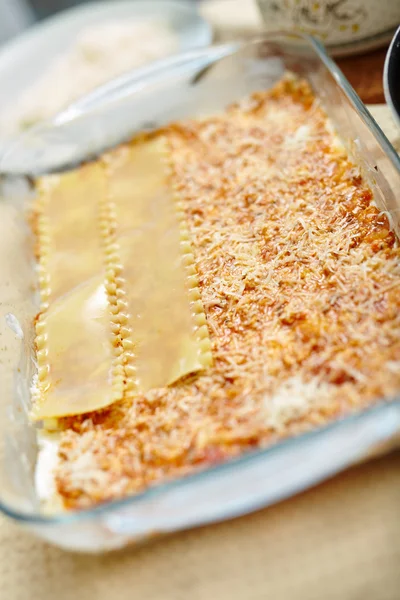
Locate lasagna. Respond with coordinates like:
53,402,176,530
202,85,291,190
32,76,400,511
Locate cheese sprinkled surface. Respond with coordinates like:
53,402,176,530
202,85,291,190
39,77,400,510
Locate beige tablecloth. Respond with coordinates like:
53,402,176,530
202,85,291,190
0,453,398,599
0,103,399,600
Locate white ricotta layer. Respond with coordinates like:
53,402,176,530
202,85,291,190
35,431,60,505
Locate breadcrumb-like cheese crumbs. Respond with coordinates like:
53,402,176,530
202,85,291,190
35,76,400,510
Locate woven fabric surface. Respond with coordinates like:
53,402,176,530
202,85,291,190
0,452,398,600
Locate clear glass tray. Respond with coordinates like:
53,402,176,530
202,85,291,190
1,33,400,553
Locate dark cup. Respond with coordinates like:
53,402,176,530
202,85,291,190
384,25,400,128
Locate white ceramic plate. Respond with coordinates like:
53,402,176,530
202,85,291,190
0,0,212,151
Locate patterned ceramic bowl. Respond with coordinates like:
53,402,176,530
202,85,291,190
257,0,400,56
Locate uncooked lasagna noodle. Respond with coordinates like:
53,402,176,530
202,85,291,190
32,136,212,420
32,76,400,511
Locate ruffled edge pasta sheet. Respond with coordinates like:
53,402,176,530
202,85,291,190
105,136,212,396
31,136,211,419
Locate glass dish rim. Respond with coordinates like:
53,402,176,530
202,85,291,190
2,31,400,525
2,400,399,525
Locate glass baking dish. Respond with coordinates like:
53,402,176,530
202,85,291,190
1,33,400,553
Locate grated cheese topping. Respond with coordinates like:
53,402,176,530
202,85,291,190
46,77,400,510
